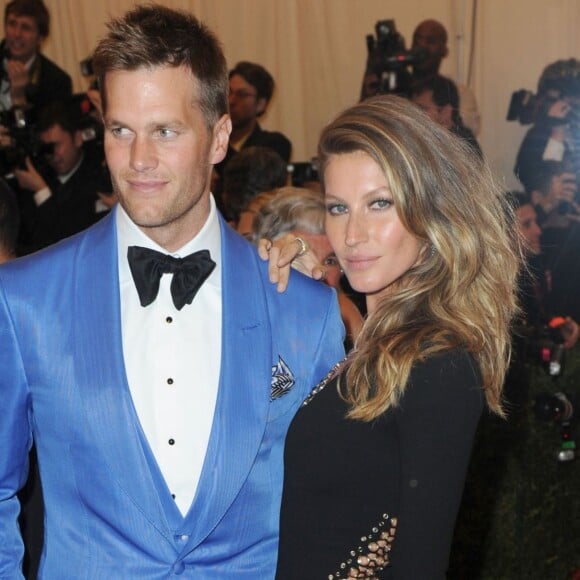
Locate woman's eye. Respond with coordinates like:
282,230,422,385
327,203,347,216
324,255,339,267
371,198,393,210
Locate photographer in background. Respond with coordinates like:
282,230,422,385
528,161,578,227
448,192,579,578
526,161,580,322
0,0,71,112
512,190,578,348
514,59,580,193
411,74,482,157
361,18,481,136
15,102,112,253
411,19,480,135
514,60,580,322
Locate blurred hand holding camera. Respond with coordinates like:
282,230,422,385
547,99,572,120
14,156,47,193
533,170,577,216
547,99,572,142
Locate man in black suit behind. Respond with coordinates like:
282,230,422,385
0,0,72,112
215,61,291,182
14,102,112,252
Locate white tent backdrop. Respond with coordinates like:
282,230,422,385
27,0,580,190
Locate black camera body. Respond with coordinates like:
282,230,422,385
506,89,542,125
531,325,566,377
506,89,580,128
80,57,94,78
507,59,580,125
516,321,567,377
533,391,577,462
0,92,104,179
365,20,424,96
289,160,319,187
0,106,54,176
534,391,575,423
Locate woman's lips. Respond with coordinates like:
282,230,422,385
343,256,378,271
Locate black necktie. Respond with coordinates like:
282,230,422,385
127,246,216,311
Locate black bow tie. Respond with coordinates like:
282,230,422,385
127,246,216,311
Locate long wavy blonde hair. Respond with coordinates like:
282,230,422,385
318,95,522,421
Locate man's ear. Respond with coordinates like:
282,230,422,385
256,97,267,116
210,114,232,165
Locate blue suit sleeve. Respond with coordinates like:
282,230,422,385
308,286,345,392
0,283,31,578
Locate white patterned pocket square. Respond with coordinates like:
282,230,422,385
270,356,295,401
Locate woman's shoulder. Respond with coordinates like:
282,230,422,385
401,348,484,414
411,347,479,380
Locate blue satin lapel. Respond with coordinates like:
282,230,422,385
72,211,172,540
183,219,271,549
69,215,271,549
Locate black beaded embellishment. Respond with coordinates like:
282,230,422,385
302,358,348,406
328,513,398,579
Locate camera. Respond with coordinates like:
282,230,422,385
517,318,568,377
533,392,578,462
531,325,566,377
0,106,54,176
80,56,94,78
0,93,103,179
288,160,319,187
506,90,542,125
364,20,425,96
507,58,580,125
534,391,576,423
506,89,580,127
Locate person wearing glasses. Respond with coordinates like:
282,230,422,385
219,61,292,174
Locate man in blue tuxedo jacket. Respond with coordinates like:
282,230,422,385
0,5,344,578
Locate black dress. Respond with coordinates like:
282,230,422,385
276,349,483,579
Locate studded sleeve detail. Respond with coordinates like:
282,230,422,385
328,514,398,579
302,357,348,406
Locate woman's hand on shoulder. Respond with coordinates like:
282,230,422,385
257,233,328,292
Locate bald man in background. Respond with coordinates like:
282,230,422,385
362,18,480,136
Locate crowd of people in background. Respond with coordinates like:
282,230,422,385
0,1,579,579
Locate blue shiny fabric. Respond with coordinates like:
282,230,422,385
0,209,344,579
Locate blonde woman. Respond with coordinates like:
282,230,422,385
263,95,521,579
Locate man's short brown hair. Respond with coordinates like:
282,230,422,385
92,4,228,129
